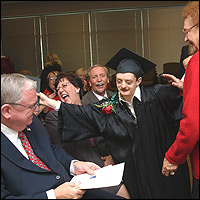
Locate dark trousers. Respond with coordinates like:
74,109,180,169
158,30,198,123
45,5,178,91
192,176,199,199
83,188,125,199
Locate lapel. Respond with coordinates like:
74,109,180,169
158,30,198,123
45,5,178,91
107,90,114,98
24,126,56,170
88,91,99,102
1,132,46,172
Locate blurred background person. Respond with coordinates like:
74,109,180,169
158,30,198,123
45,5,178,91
18,69,33,76
1,55,15,75
43,70,60,112
36,70,60,124
75,67,89,97
40,52,62,93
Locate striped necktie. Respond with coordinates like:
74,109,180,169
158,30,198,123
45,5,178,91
18,132,50,171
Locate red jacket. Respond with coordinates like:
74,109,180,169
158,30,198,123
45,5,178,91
165,51,199,179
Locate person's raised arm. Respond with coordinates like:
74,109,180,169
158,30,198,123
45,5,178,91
37,92,58,110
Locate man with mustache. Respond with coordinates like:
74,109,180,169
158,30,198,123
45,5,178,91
82,65,115,167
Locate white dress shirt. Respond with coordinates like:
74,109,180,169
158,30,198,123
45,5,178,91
92,91,108,101
119,86,141,119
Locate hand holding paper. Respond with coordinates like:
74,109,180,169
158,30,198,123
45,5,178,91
71,162,125,189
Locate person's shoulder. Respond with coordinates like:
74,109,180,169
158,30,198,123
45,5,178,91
45,110,58,121
107,90,114,98
82,91,93,104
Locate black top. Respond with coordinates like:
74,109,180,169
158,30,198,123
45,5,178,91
176,45,188,79
57,84,191,199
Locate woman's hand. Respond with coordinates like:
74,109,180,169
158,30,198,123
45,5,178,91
161,74,183,90
37,92,58,109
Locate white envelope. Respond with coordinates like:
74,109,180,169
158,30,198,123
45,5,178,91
70,162,125,189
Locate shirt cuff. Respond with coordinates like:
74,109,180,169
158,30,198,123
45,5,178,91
46,189,56,199
55,101,61,111
70,160,79,176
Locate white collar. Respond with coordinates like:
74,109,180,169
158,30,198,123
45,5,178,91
92,91,108,101
1,123,19,143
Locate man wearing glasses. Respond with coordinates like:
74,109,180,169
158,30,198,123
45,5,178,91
162,1,199,199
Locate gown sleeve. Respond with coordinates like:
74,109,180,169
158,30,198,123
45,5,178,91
58,103,105,142
152,84,183,122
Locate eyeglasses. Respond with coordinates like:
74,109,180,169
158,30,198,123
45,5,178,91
182,23,199,36
49,77,57,81
5,102,39,111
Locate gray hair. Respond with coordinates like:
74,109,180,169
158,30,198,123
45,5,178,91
87,64,109,78
1,73,37,105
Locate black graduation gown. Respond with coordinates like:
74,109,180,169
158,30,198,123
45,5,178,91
58,84,191,199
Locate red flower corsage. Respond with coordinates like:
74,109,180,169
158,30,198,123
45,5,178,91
102,105,113,114
94,92,119,114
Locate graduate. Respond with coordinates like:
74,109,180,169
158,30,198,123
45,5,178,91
39,47,191,199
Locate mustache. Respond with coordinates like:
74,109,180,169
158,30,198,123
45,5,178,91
96,81,105,86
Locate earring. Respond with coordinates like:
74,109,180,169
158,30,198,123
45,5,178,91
76,90,79,93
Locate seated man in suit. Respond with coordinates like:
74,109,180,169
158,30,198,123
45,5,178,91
1,73,125,199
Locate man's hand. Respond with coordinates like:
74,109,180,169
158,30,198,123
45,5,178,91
54,181,86,199
162,157,178,177
73,161,101,175
101,155,115,166
161,74,183,90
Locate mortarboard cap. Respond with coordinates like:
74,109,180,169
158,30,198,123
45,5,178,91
105,47,156,77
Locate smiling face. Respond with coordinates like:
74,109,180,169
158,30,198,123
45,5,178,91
3,86,39,132
183,16,199,52
89,66,109,96
116,73,142,103
56,77,81,105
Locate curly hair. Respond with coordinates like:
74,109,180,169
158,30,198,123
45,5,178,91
182,1,199,24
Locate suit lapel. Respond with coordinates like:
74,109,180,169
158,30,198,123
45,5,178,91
88,91,99,103
24,128,51,169
1,132,46,172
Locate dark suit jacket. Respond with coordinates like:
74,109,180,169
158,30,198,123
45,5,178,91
1,115,121,199
1,114,74,199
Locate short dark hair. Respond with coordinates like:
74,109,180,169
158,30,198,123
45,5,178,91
55,72,83,97
55,72,83,89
